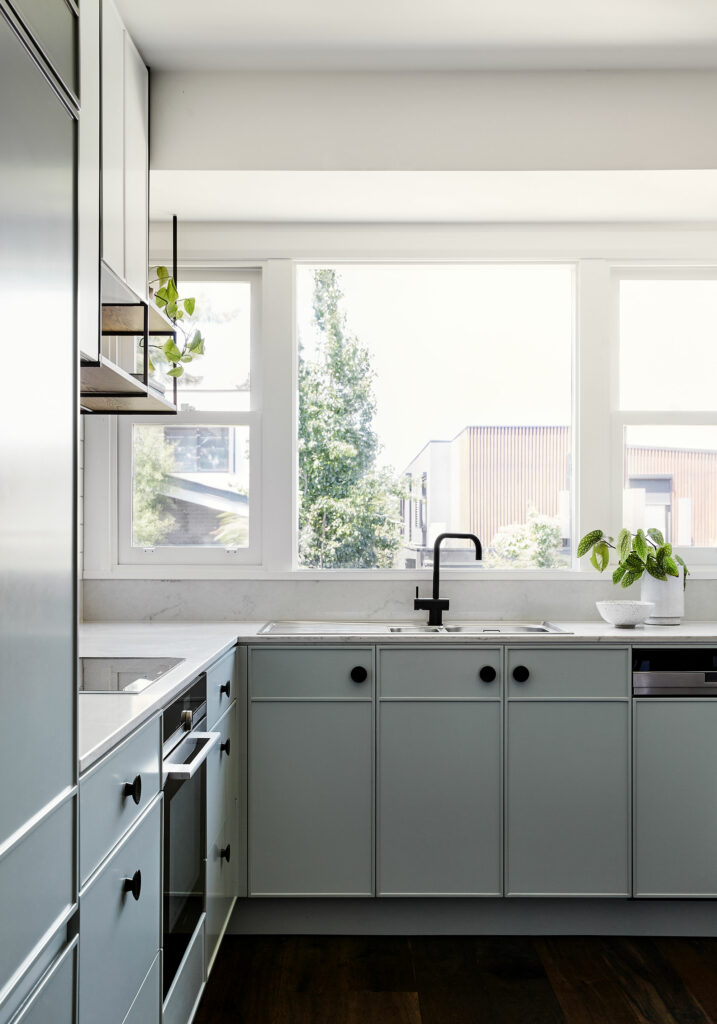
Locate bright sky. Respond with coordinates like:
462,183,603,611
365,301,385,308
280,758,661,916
296,264,574,471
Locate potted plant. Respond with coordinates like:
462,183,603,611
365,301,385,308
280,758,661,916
577,527,689,625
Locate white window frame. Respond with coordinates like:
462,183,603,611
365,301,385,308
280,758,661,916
117,267,263,567
610,266,717,567
80,225,717,581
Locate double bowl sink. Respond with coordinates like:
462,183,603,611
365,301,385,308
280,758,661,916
259,621,568,636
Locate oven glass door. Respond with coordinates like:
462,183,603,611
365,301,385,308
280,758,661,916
163,723,207,1000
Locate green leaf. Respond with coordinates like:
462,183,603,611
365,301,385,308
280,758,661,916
645,556,667,581
664,556,680,577
625,551,645,570
647,527,665,547
162,339,182,362
183,297,195,316
167,366,184,378
590,540,610,573
577,530,603,558
154,287,169,307
155,265,170,282
166,278,178,303
179,353,193,363
612,563,627,585
188,330,204,354
148,358,155,372
175,309,185,320
616,528,631,562
633,529,648,562
166,301,178,319
621,569,643,588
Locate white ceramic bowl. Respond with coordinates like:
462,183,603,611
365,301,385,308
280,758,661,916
595,600,654,628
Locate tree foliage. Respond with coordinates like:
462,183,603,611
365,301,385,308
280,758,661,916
486,509,566,569
298,269,403,568
132,428,176,547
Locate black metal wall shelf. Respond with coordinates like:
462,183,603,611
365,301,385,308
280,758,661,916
80,242,180,415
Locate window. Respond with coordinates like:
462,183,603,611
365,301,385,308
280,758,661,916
296,264,574,569
617,270,717,561
117,270,261,565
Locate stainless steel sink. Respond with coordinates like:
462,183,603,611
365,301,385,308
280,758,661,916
259,620,569,636
443,621,567,634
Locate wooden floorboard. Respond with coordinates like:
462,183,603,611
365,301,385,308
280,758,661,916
194,935,717,1024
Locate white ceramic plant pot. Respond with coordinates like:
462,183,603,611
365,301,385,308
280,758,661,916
640,565,684,625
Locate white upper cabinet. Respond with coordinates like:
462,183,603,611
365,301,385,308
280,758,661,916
123,34,149,300
101,0,149,300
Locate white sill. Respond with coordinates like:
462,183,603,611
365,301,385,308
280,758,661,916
83,565,716,582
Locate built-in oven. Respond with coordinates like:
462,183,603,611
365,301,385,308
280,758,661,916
161,674,219,1003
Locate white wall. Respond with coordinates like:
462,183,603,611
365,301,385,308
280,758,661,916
150,70,717,172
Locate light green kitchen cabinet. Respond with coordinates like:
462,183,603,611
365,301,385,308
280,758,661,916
634,699,717,897
206,699,239,974
6,936,77,1024
377,648,502,896
248,647,374,896
506,647,630,897
79,797,161,1024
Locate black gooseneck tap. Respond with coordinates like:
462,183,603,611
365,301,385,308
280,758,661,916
414,532,482,626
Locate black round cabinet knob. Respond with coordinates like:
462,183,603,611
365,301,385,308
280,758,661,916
123,775,142,805
123,870,142,901
479,666,497,683
512,665,530,683
220,679,231,698
350,666,368,683
220,845,231,863
220,738,231,756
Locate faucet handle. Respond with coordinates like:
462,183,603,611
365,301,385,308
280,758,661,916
415,586,420,599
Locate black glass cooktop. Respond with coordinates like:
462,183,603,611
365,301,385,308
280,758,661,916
79,657,184,693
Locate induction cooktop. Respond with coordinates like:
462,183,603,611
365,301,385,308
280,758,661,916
79,657,184,693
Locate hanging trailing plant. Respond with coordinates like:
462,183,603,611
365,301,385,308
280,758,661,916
146,265,206,379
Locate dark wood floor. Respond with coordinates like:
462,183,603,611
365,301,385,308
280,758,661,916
195,935,717,1024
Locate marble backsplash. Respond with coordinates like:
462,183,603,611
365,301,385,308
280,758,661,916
82,576,717,623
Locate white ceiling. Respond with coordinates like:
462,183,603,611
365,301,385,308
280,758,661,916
117,0,717,71
150,170,717,224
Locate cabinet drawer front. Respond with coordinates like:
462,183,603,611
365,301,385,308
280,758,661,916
379,648,501,700
378,701,502,895
205,820,237,977
249,647,373,700
162,919,204,1024
206,647,238,728
634,700,717,897
0,796,75,1005
249,701,373,895
8,0,78,95
80,716,160,885
8,937,77,1024
206,702,237,847
507,701,630,896
79,798,161,1024
507,647,629,699
122,953,160,1024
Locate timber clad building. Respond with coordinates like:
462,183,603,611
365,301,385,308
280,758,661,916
400,425,717,566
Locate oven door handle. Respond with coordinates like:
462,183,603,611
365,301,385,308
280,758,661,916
163,731,221,782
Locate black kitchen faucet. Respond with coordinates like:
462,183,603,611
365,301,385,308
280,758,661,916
414,532,482,626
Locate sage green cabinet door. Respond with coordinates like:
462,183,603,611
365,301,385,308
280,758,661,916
249,701,373,896
507,701,630,896
378,701,501,895
635,700,717,897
